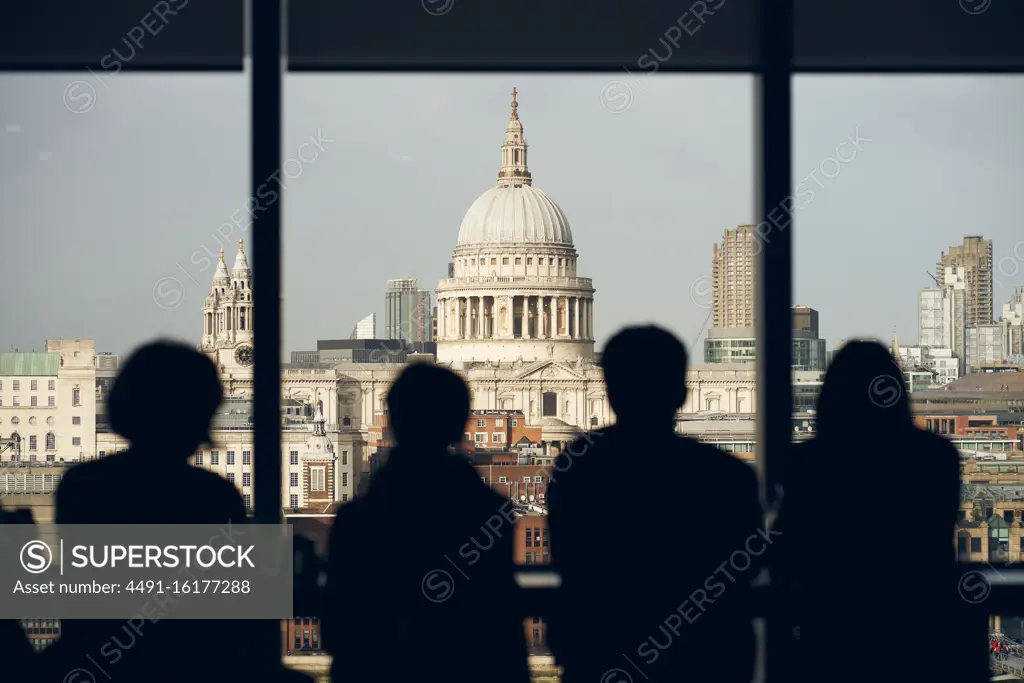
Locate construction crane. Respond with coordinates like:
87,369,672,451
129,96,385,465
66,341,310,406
892,326,903,369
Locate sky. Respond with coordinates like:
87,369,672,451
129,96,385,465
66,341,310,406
1,72,1022,359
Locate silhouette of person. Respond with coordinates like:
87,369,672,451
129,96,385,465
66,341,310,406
323,363,530,683
38,341,305,683
774,341,985,683
548,326,764,683
1,507,38,677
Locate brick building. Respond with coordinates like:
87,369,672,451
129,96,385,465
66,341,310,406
21,619,60,651
518,513,551,653
463,410,541,453
367,409,544,472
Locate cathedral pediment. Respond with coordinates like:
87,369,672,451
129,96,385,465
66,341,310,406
515,360,588,382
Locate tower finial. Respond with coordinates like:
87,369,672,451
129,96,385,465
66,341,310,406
238,238,244,254
498,87,530,186
219,248,225,263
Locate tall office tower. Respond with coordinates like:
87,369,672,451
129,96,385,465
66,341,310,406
937,236,993,327
385,277,433,343
919,266,968,374
711,224,756,329
350,313,377,340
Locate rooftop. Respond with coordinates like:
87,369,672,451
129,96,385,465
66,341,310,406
0,352,59,377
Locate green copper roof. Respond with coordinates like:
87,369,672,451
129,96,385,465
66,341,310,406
0,352,60,376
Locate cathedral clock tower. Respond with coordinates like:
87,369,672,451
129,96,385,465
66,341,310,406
199,240,254,394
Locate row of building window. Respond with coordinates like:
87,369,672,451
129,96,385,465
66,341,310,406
523,551,549,564
216,467,343,492
4,455,58,464
193,450,251,465
0,396,59,407
5,416,81,426
287,471,347,487
4,433,82,450
293,628,320,650
287,450,349,465
466,256,571,268
21,619,59,634
926,418,956,434
0,380,56,392
468,432,507,443
474,418,517,427
6,416,82,427
525,528,549,548
288,493,349,508
495,476,546,484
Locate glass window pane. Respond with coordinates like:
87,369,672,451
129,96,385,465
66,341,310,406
1,68,245,656
283,73,756,678
793,75,1021,679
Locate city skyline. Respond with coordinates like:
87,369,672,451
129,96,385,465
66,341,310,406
2,74,1023,357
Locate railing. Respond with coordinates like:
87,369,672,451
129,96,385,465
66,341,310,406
0,473,63,493
438,275,594,289
288,552,1024,621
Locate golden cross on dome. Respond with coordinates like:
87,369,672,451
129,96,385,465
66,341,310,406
238,238,244,253
510,87,519,119
219,248,225,262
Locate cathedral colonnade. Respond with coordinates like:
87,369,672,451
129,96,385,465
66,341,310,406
436,293,594,341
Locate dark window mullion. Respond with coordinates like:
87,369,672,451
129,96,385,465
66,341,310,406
756,2,793,683
252,0,283,526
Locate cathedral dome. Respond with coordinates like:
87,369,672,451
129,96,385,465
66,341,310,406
456,184,573,247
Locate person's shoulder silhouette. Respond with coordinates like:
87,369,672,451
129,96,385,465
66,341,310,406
44,341,303,683
785,341,958,521
778,341,975,683
56,340,245,526
548,326,762,683
324,362,529,683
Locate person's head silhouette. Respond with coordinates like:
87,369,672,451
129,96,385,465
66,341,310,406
817,340,910,436
108,341,222,458
387,363,470,451
602,325,688,429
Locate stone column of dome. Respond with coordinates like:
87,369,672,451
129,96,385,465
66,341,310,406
587,298,594,340
536,296,544,338
549,297,556,339
457,297,464,339
574,297,581,340
478,296,485,339
520,296,529,339
438,297,446,341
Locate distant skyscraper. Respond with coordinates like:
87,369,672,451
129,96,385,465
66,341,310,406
711,224,756,329
937,236,993,327
919,266,968,374
351,313,376,340
385,278,433,343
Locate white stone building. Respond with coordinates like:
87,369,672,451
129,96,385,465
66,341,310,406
0,339,97,464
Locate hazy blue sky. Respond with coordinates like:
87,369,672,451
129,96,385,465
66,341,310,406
1,72,1022,359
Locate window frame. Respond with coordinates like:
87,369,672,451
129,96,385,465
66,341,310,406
13,3,1018,678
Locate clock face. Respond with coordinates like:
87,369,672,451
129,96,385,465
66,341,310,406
234,344,254,367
